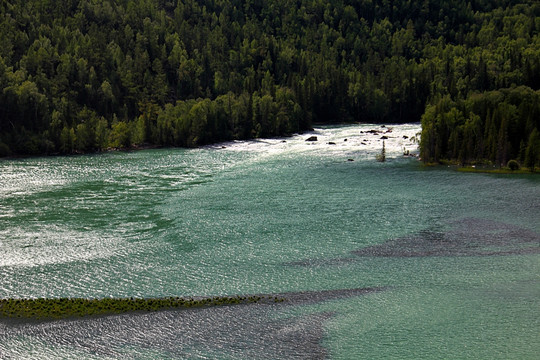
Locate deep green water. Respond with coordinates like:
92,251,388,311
1,124,539,359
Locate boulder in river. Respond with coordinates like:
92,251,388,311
380,136,388,140
305,136,318,142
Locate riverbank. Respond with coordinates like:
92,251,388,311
420,159,537,174
456,166,536,174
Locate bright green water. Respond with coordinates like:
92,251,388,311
1,124,539,359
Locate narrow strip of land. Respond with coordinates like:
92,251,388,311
0,287,383,322
0,295,284,321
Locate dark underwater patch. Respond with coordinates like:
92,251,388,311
352,218,540,257
274,287,385,305
286,218,540,267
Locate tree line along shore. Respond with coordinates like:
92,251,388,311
0,0,539,168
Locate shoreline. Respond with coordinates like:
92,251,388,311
456,166,537,174
420,160,538,174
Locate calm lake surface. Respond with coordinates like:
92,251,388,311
1,124,539,359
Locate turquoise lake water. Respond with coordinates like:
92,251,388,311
1,124,539,359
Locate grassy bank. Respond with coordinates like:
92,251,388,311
456,166,536,174
0,295,285,321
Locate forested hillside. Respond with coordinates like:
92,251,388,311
420,87,540,168
0,0,539,160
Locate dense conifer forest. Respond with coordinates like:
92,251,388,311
0,0,539,166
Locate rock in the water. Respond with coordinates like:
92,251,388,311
328,142,336,145
403,135,408,139
380,135,388,140
305,136,318,142
347,158,354,162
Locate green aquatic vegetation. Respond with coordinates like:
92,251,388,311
0,295,286,321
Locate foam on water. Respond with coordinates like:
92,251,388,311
214,123,420,162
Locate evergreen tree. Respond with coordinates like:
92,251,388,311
525,128,540,172
0,0,538,157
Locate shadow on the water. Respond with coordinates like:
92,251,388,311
287,218,540,267
274,287,385,305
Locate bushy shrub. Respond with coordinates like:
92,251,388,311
507,159,520,171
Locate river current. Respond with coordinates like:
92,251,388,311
1,124,539,359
